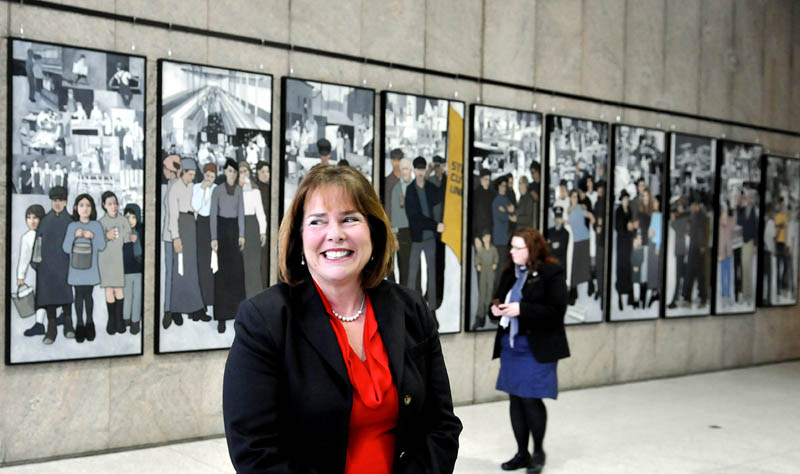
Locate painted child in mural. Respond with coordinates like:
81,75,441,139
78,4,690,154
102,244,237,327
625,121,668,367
168,158,207,324
32,186,75,344
210,159,246,334
98,191,134,335
566,189,595,305
17,204,48,338
122,204,144,334
237,161,268,299
472,233,498,331
192,163,218,314
63,194,106,343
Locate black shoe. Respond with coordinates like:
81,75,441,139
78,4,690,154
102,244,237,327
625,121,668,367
130,321,141,335
526,452,546,474
501,452,531,471
587,280,595,296
24,322,46,336
86,323,96,341
218,320,226,333
648,292,660,308
172,313,184,326
197,312,212,322
106,302,116,335
75,324,86,343
618,294,623,311
668,301,677,309
162,311,172,330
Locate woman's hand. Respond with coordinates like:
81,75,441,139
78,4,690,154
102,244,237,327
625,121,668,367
492,302,520,317
84,230,95,239
75,228,84,238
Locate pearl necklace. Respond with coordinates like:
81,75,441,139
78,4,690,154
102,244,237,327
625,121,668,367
331,293,366,322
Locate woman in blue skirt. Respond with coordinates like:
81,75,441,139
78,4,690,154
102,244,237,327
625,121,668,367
491,227,570,473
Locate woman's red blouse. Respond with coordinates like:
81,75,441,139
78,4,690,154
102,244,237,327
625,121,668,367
316,286,399,474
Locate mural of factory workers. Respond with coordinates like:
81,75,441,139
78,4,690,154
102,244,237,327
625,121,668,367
7,39,144,364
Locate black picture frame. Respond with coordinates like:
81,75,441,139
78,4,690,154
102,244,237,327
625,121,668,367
380,91,465,335
6,38,146,365
465,104,544,332
607,124,667,322
757,154,800,307
712,140,763,315
279,76,375,220
543,114,609,325
155,59,273,354
663,132,716,318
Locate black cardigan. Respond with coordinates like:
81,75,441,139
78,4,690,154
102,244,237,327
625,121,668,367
491,262,571,363
223,279,462,473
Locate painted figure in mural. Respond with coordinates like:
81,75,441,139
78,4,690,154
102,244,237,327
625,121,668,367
646,194,662,308
405,156,444,317
98,191,134,335
122,204,143,334
428,155,448,306
546,207,570,288
516,176,536,229
63,194,106,343
593,180,607,305
737,190,757,303
762,205,776,302
169,158,207,324
389,157,413,287
718,206,735,307
492,176,516,281
384,148,404,224
634,188,653,308
683,199,708,308
566,189,594,305
615,190,635,311
472,233,498,331
17,204,48,337
161,154,181,329
255,161,271,287
238,161,268,299
108,61,133,107
210,159,246,333
32,186,75,344
473,168,494,238
668,197,689,309
192,163,218,313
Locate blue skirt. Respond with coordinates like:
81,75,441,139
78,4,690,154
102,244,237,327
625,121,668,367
496,333,558,399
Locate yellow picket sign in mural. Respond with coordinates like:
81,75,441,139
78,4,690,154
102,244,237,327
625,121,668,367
441,105,463,263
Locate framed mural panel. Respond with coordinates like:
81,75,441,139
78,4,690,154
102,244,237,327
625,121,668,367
713,140,762,315
6,38,146,364
280,77,375,217
380,91,464,334
607,125,667,321
664,133,716,318
466,105,543,331
156,59,273,354
759,155,799,307
543,115,609,325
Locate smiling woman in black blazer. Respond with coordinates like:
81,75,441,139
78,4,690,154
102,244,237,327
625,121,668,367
223,165,461,474
490,227,570,474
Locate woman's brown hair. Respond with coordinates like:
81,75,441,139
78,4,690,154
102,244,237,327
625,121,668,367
278,165,396,288
503,227,558,273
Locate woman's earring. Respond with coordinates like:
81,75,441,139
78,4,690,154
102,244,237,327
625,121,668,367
301,253,305,265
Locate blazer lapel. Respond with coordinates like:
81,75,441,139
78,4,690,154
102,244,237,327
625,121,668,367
292,281,350,386
369,282,405,386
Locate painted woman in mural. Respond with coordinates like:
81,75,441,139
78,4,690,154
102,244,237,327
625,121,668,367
98,191,133,335
237,161,267,299
63,194,106,343
210,159,246,333
192,163,218,312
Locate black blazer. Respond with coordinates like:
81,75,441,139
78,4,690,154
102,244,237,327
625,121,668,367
223,279,462,474
491,262,570,363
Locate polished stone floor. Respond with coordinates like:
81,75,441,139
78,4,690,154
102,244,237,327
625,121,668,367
4,361,799,473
